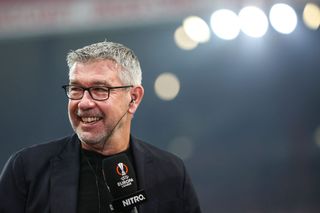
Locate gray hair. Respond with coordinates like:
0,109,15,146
66,41,142,85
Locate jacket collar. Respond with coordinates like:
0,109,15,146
49,134,80,213
130,136,158,213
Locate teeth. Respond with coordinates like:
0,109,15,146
81,117,101,123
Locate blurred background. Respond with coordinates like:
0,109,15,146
1,0,320,212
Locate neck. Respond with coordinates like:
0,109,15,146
81,133,130,156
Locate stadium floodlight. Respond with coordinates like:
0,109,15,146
269,3,298,34
210,9,241,40
239,6,269,38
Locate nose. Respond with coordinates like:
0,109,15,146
77,90,96,109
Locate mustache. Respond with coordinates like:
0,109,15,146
76,110,103,117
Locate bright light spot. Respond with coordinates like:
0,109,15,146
269,3,298,34
239,6,269,38
183,16,211,43
154,73,180,101
303,3,320,30
314,126,320,148
210,9,241,40
168,136,194,160
174,26,198,50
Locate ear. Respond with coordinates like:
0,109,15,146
128,85,144,114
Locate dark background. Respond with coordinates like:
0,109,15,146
1,16,320,213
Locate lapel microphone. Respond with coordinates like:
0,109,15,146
102,153,147,212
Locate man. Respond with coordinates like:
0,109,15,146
0,41,201,213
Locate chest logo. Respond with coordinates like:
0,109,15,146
116,162,129,176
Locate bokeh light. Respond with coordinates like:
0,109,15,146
303,3,320,30
239,6,269,38
269,3,298,34
154,72,180,101
167,136,194,160
174,26,198,50
183,16,210,43
210,9,241,40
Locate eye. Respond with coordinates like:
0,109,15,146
91,87,109,94
69,86,83,92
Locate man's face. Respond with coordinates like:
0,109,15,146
68,59,131,146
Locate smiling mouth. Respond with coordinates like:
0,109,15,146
80,117,102,124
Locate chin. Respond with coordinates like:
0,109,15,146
77,132,105,146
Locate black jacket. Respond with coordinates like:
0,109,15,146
0,134,201,213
